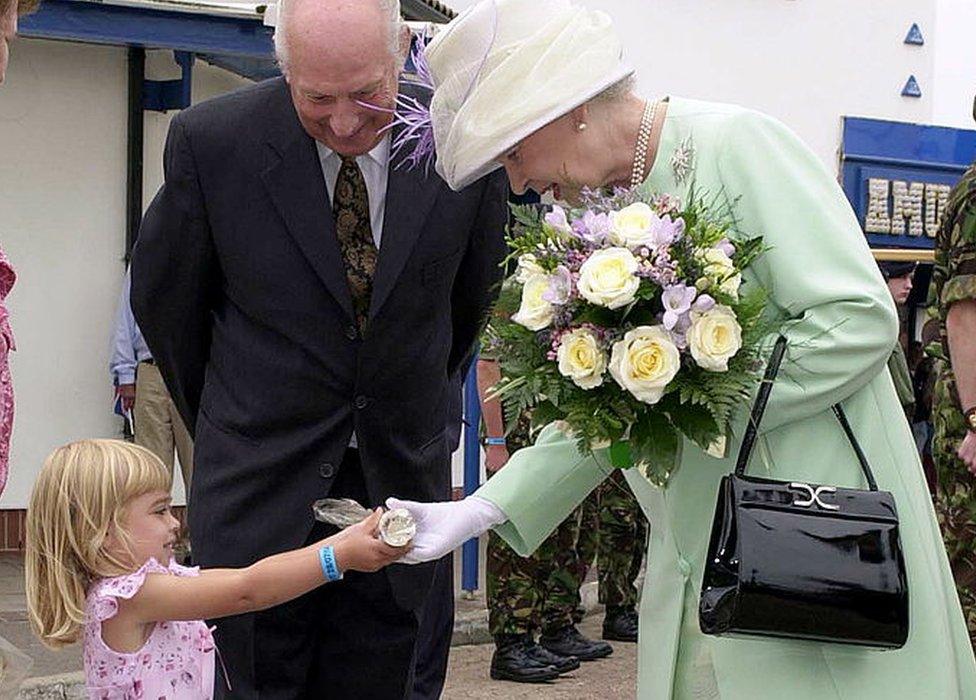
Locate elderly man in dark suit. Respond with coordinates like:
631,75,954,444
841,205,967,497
130,0,508,696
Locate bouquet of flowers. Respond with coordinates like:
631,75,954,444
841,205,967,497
486,187,772,486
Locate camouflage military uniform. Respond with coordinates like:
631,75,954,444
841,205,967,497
485,411,586,637
575,470,647,613
486,452,646,636
888,341,915,423
928,162,976,645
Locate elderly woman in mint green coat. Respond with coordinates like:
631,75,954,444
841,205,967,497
388,1,976,697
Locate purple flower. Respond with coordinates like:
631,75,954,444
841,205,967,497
572,210,612,245
661,284,697,330
648,215,685,250
668,313,693,349
715,238,736,257
542,266,573,305
644,249,679,287
544,205,573,237
692,294,716,312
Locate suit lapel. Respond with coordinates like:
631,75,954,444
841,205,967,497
259,81,355,322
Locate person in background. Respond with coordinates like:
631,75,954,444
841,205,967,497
0,0,41,495
575,472,645,643
1,0,44,692
478,354,610,684
110,268,194,500
928,154,976,648
914,317,941,493
878,260,918,422
0,246,14,499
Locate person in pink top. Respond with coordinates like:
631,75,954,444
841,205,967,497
0,249,14,496
24,440,408,698
1,0,40,496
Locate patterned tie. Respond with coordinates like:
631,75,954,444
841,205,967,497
333,156,377,332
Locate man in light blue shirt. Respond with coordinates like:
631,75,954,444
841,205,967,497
110,268,194,494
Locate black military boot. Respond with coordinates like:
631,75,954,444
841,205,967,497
490,634,562,683
539,625,613,661
602,606,639,643
523,642,580,674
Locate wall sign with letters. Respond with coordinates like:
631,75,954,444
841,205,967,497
841,117,976,251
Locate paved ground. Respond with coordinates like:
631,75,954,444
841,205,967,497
0,554,82,681
442,614,637,700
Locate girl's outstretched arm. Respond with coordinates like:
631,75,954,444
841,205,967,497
123,509,405,623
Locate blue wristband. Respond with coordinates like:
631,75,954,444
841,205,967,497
484,437,506,446
318,545,343,582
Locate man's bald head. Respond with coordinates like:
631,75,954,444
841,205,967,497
275,0,404,75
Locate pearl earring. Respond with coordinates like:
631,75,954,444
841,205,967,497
577,122,587,132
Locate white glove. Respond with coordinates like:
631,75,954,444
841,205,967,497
385,495,507,564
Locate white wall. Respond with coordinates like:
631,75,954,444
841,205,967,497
0,37,247,509
932,0,976,129
446,0,974,169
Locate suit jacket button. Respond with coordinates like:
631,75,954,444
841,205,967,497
345,325,358,340
354,395,370,410
319,463,335,479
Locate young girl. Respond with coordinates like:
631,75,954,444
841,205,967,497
25,439,406,698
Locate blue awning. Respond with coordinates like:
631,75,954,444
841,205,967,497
19,0,276,59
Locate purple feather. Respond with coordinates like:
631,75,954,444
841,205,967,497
403,29,435,91
386,32,437,173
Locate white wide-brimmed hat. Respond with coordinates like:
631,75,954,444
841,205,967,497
426,0,633,190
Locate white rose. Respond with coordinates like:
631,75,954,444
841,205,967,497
515,253,545,284
577,248,641,309
609,326,681,404
687,305,743,372
701,248,742,300
511,273,555,331
719,273,742,299
557,328,607,389
609,202,657,248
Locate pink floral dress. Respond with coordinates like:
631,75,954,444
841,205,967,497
0,246,15,496
84,558,217,699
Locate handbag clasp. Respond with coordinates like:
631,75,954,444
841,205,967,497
789,482,839,511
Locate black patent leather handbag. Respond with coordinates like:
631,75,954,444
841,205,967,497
699,336,909,648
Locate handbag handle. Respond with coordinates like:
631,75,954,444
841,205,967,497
734,336,879,491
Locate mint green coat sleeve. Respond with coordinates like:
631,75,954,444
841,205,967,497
717,111,899,432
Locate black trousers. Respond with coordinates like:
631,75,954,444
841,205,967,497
213,450,429,699
411,555,453,700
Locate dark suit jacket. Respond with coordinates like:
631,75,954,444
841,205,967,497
130,77,507,609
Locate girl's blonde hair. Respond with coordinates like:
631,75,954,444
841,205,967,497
25,439,172,649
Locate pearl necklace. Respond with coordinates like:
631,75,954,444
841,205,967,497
630,99,658,189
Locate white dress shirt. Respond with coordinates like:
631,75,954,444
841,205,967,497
315,135,391,247
316,136,392,449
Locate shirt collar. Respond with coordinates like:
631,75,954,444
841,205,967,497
316,133,391,171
